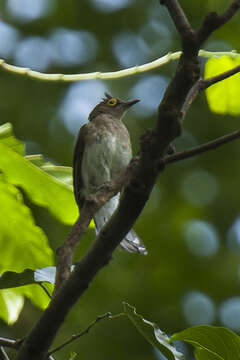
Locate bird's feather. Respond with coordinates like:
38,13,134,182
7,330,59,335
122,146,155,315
73,124,87,209
72,96,147,255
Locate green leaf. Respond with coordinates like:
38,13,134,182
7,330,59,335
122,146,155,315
123,302,184,360
204,56,240,115
0,178,54,322
0,178,54,273
0,289,24,324
0,122,24,155
171,325,240,360
0,266,76,291
26,155,73,186
0,142,78,225
69,352,78,360
0,269,35,289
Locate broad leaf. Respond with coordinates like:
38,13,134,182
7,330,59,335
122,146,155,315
0,289,24,324
0,178,54,273
123,302,184,360
0,143,78,225
204,56,240,115
171,325,240,360
0,178,54,322
26,154,73,186
0,122,24,155
0,266,76,289
0,269,35,289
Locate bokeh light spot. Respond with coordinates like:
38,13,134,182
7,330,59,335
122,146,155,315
59,81,108,134
140,20,172,56
183,220,219,257
7,0,55,22
112,31,150,68
49,28,98,67
90,0,133,13
131,75,168,117
0,20,20,58
14,37,53,71
182,291,216,325
181,169,219,207
219,297,240,331
227,216,240,252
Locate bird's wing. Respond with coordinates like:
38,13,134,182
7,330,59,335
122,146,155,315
73,124,88,209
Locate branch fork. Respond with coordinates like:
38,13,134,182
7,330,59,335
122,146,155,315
16,1,240,359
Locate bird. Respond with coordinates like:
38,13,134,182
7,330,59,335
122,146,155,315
73,93,147,255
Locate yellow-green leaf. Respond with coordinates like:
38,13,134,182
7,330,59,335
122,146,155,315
0,143,78,225
0,289,24,324
0,122,24,155
204,56,240,115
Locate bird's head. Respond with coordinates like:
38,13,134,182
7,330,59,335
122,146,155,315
88,93,140,121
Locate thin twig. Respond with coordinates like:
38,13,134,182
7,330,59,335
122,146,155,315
15,2,240,359
198,0,240,44
0,338,21,350
0,348,10,360
182,64,240,117
160,0,194,43
164,129,240,165
48,312,112,355
203,64,240,88
54,164,134,293
0,50,239,82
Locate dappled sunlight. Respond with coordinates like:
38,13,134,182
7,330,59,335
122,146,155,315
59,80,108,134
13,36,53,71
183,220,219,257
131,74,169,117
7,0,55,22
0,20,19,59
219,297,240,331
49,28,98,67
182,291,216,326
112,31,151,68
227,216,240,251
90,0,133,13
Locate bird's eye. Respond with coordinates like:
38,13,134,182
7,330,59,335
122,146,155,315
107,98,118,106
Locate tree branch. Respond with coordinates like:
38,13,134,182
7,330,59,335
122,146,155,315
182,64,240,116
54,163,135,293
164,129,240,165
197,0,240,44
0,348,9,360
160,0,195,48
0,338,55,360
0,50,239,82
0,338,21,350
203,64,240,88
15,2,240,360
48,312,112,355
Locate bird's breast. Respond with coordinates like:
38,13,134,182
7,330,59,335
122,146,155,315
82,127,132,191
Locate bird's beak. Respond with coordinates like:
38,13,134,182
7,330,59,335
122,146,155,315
124,99,140,108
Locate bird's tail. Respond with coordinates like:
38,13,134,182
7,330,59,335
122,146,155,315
94,196,147,255
119,229,147,255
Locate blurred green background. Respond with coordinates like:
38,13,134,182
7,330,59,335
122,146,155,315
0,0,240,359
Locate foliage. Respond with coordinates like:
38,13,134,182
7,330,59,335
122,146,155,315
0,123,77,322
0,1,240,359
124,303,240,360
205,56,240,115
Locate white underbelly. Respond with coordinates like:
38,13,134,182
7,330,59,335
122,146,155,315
82,133,131,192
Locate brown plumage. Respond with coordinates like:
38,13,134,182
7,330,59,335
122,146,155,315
73,93,147,254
